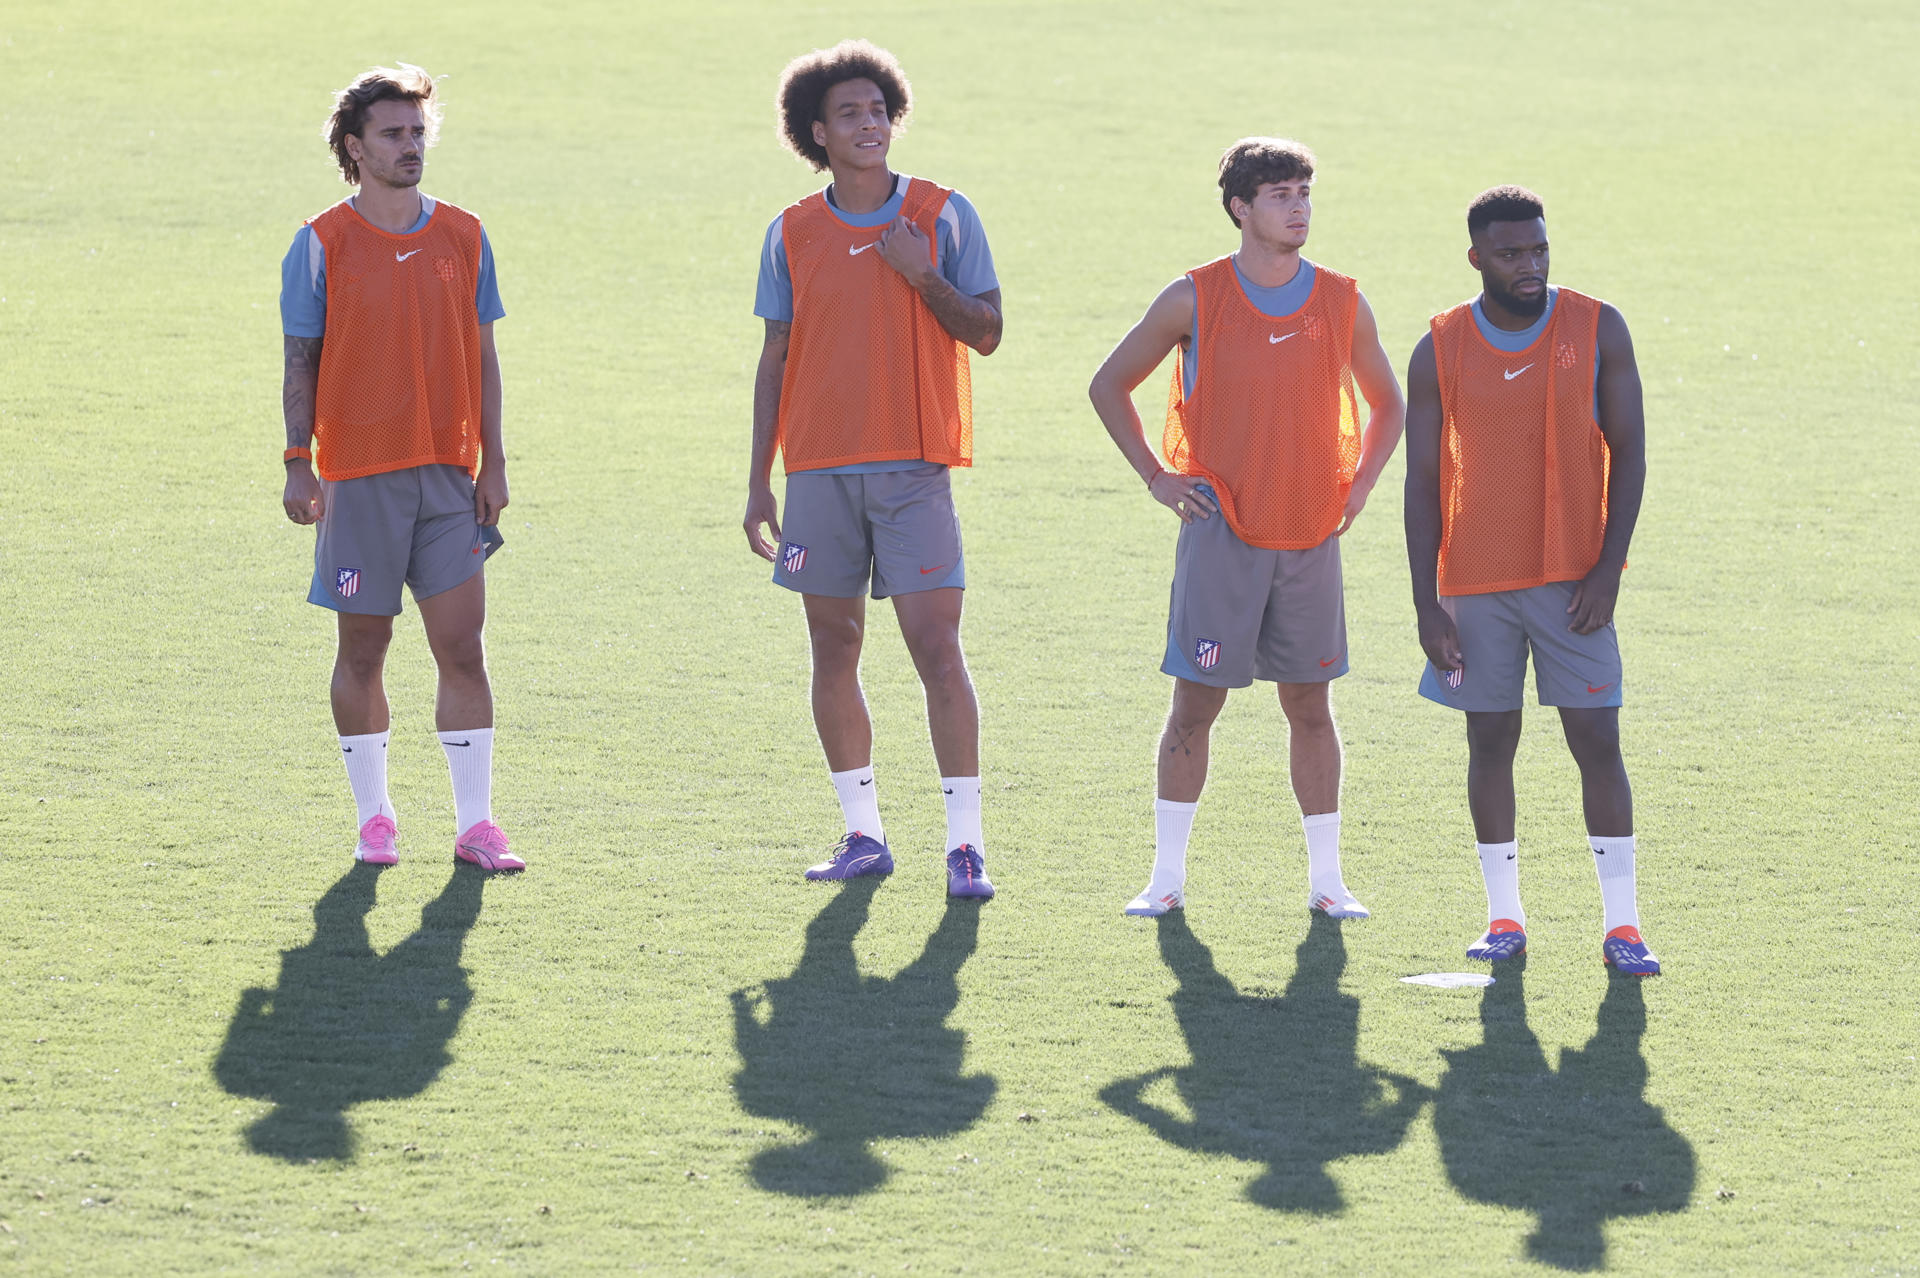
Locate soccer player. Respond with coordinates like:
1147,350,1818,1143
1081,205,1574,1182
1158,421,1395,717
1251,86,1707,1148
279,65,522,873
1088,138,1405,919
1403,185,1655,974
743,41,1004,898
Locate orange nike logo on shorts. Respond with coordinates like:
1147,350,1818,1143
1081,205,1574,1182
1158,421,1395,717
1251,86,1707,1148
1320,653,1343,668
920,564,949,575
1588,682,1615,694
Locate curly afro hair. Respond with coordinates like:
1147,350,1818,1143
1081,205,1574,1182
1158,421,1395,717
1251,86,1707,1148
1467,185,1545,238
775,40,911,172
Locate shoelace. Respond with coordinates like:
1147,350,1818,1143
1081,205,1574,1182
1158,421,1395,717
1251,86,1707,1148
948,846,982,878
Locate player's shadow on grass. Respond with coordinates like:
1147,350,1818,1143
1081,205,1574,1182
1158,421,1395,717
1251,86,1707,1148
730,877,994,1196
1436,959,1695,1270
213,861,484,1161
1102,912,1428,1213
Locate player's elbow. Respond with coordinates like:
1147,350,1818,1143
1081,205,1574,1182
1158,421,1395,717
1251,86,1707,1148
1088,364,1123,408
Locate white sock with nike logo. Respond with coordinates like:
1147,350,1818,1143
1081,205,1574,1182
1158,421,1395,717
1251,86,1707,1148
941,776,983,853
339,730,393,825
830,765,884,844
1476,841,1525,926
1589,834,1638,931
440,728,493,837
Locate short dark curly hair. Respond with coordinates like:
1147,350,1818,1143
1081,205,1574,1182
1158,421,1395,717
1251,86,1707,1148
1217,137,1316,228
775,40,911,172
1467,185,1545,238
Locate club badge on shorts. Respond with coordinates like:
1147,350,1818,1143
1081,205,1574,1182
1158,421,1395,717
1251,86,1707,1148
782,543,808,575
1194,638,1221,671
336,567,361,600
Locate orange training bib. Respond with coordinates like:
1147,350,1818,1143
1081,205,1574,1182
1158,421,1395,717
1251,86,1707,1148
1163,256,1360,549
777,178,972,473
1431,288,1607,596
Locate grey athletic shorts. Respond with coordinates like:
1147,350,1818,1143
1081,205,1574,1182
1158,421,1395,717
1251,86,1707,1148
1162,487,1348,688
1418,581,1623,712
307,464,502,616
773,463,965,600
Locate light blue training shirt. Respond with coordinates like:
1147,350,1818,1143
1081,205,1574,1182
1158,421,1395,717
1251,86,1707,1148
280,195,505,338
1183,256,1319,402
754,175,998,475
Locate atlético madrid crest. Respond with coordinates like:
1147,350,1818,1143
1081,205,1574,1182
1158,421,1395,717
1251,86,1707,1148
782,543,808,575
336,567,361,600
1194,638,1221,671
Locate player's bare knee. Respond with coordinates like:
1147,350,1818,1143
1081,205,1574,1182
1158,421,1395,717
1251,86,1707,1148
434,632,489,682
909,635,968,690
1277,683,1335,734
1561,710,1622,770
1465,710,1523,762
1167,680,1228,735
334,623,392,681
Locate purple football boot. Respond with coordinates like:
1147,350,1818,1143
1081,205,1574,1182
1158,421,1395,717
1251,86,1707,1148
804,832,893,881
946,844,995,899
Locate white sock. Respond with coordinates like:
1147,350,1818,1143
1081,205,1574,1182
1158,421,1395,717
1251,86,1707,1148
942,776,983,853
440,727,493,836
1302,811,1344,893
1152,799,1198,888
1477,841,1525,926
339,731,393,825
830,765,884,843
1590,834,1639,931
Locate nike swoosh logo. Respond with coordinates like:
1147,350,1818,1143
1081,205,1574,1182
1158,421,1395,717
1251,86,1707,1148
396,250,422,262
848,242,877,256
341,746,352,753
1503,363,1534,380
1269,333,1296,344
920,564,949,575
1506,853,1516,860
1587,682,1615,694
445,740,472,747
943,788,954,795
1319,655,1342,668
858,778,872,786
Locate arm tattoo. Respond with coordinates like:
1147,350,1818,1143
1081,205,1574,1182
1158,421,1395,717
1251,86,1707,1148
914,275,1001,353
282,335,322,450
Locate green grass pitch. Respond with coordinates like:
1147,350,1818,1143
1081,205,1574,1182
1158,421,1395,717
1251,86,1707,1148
2,0,1917,1272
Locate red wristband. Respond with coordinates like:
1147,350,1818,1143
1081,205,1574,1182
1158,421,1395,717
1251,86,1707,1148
284,447,312,463
1146,466,1165,488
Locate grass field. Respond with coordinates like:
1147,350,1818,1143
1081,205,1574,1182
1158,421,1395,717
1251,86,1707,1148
3,0,1917,1272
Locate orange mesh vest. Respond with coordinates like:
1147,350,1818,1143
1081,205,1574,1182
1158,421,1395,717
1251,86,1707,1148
1431,288,1607,596
1163,257,1360,549
777,179,972,472
309,199,486,481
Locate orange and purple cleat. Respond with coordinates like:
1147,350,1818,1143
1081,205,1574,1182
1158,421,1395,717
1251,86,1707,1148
805,832,893,881
1602,925,1661,976
945,844,995,899
1466,918,1528,961
455,819,525,873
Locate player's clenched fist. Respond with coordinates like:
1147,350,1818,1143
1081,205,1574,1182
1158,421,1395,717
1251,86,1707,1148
283,461,324,524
